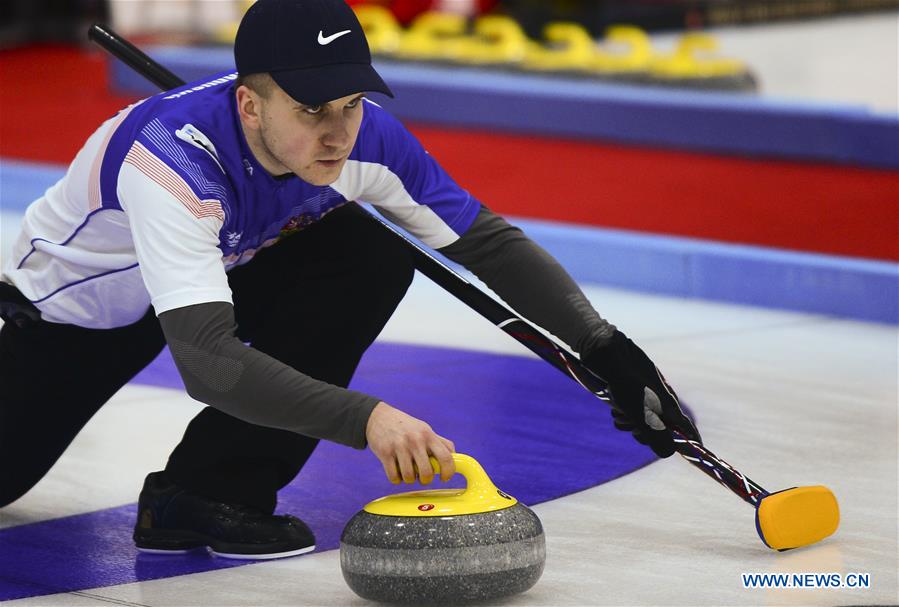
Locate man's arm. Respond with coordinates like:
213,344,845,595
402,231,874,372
160,302,455,481
159,301,379,447
438,205,616,356
439,206,700,457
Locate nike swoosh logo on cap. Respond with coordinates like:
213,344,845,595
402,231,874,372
318,29,351,45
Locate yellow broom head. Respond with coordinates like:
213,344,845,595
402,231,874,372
756,485,839,551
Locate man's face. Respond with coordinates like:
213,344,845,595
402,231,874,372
242,83,365,185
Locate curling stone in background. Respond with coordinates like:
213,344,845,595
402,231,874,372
340,453,545,605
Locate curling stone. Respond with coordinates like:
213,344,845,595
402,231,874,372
340,453,545,605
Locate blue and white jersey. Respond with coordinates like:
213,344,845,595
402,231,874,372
2,71,480,328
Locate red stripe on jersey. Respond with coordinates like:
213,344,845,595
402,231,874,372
124,142,225,222
89,104,137,211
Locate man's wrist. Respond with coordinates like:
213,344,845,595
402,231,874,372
582,330,628,373
357,398,385,450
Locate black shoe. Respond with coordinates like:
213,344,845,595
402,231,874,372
133,471,315,560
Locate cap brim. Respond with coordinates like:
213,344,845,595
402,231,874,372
270,63,394,106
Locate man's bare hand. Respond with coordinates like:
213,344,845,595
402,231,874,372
365,402,456,485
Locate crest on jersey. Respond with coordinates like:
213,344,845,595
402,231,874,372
225,231,243,248
176,124,225,173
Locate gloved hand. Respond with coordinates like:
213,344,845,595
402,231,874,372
0,282,41,328
582,330,700,457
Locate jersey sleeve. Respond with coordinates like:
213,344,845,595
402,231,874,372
334,101,481,249
117,119,232,315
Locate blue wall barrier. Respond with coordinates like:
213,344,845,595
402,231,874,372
512,219,898,324
109,46,899,169
0,159,64,211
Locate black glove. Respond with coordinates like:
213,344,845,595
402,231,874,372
0,282,41,328
582,330,700,457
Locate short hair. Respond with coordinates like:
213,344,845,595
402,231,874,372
235,72,276,98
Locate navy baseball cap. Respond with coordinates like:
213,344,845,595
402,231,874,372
234,0,393,106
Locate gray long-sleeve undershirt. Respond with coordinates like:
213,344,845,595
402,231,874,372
439,206,615,356
159,302,380,449
159,205,613,448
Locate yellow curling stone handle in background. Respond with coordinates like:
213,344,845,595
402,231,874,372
363,453,518,517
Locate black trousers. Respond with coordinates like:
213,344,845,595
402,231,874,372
0,203,414,512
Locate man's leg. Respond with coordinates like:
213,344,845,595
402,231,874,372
163,203,415,512
0,307,165,507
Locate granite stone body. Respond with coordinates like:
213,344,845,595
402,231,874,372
340,503,545,604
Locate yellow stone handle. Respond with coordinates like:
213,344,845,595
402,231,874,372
363,452,516,515
429,453,498,493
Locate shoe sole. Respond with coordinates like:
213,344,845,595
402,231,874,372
135,529,315,560
136,544,316,560
211,545,316,560
136,546,198,555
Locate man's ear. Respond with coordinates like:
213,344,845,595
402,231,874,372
236,85,262,130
